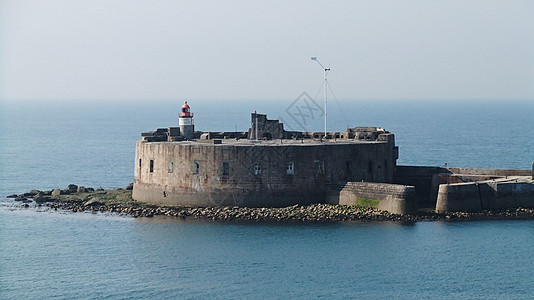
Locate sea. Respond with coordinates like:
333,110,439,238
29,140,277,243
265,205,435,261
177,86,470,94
1,98,533,299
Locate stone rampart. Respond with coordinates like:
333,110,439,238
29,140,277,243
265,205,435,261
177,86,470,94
133,139,397,207
446,168,531,177
395,165,533,207
435,183,482,212
327,182,417,215
436,179,534,212
393,166,447,206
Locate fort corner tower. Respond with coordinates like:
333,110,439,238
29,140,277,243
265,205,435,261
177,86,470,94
179,101,194,140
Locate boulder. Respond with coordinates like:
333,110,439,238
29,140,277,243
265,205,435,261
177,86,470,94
15,196,28,202
51,189,63,197
6,194,18,198
33,192,51,203
67,184,78,193
126,183,134,190
77,186,88,193
84,198,104,207
29,189,41,195
87,188,95,192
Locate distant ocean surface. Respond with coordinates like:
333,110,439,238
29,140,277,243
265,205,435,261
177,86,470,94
1,99,534,299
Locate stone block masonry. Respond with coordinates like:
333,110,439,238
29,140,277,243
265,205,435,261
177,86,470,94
436,179,534,213
133,138,397,208
133,105,403,212
327,182,417,215
394,166,446,206
394,165,533,208
133,103,534,216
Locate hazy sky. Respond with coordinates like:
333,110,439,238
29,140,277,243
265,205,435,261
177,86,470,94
1,0,533,101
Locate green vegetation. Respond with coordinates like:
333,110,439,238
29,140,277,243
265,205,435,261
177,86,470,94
87,190,134,204
355,197,380,209
47,189,162,209
56,190,134,205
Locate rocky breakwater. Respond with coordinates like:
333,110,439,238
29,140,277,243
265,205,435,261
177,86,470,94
7,184,420,222
8,184,534,222
7,184,98,206
49,201,418,222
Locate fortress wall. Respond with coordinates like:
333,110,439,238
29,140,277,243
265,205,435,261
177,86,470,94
133,139,397,207
435,183,482,213
435,180,534,213
446,168,531,177
133,182,324,207
394,166,447,206
429,174,504,206
395,166,532,207
488,182,534,209
327,182,417,215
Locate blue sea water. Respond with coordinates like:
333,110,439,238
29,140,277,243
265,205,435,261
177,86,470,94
1,99,534,299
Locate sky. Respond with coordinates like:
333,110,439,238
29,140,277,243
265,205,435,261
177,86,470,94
1,0,533,101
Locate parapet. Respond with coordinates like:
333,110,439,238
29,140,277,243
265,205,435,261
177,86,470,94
199,131,248,140
141,128,172,142
140,113,394,144
435,178,534,213
141,127,202,142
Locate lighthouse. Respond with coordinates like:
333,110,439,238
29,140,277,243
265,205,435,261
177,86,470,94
179,101,194,140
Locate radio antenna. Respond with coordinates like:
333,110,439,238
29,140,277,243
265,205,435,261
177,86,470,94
311,57,330,138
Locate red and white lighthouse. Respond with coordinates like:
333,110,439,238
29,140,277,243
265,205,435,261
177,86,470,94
179,101,194,140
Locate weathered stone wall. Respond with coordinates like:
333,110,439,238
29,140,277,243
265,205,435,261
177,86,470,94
445,168,531,176
249,113,284,140
435,183,482,212
326,182,417,215
394,165,533,207
435,180,534,212
394,166,446,206
133,139,397,207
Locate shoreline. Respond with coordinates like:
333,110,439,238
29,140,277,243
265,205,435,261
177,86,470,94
6,185,534,223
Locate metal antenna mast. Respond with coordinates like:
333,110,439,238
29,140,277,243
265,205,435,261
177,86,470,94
311,57,330,138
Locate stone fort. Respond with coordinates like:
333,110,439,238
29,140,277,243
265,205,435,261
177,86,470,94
133,102,534,214
132,102,412,211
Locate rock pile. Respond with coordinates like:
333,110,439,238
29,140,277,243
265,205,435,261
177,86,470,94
46,201,415,222
7,185,534,223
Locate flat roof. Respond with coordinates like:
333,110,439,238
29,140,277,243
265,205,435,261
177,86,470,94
140,138,388,146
